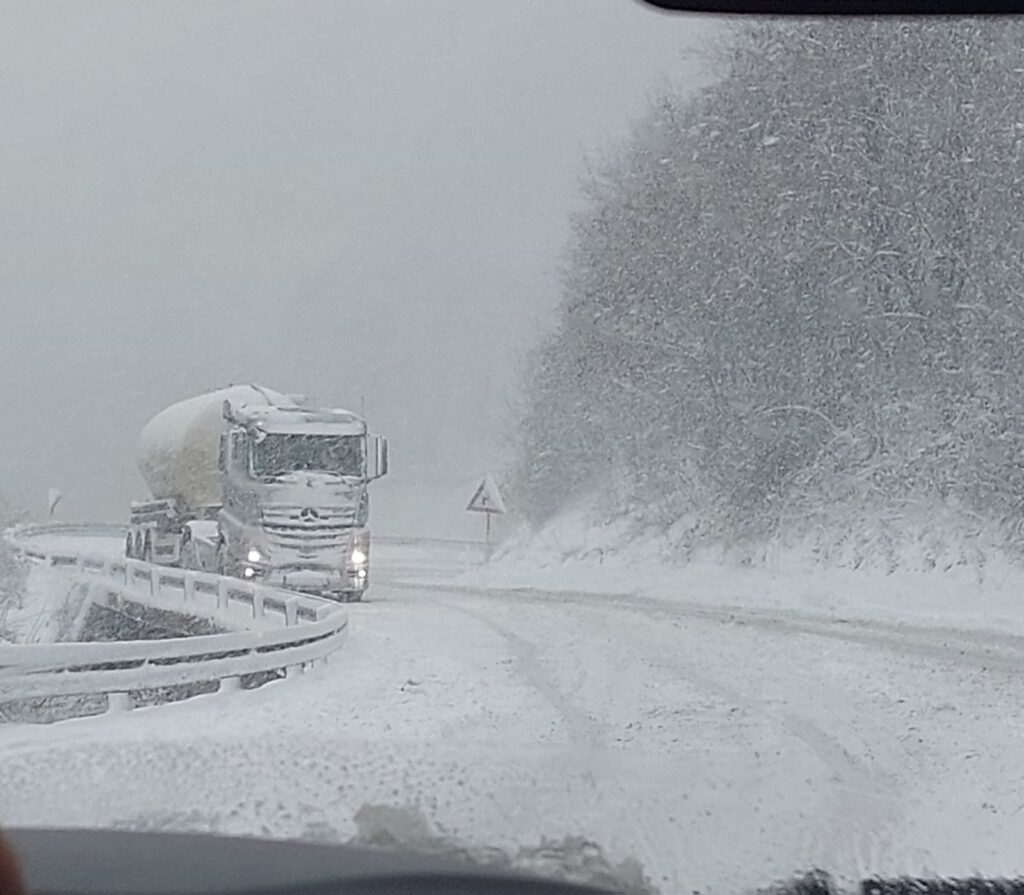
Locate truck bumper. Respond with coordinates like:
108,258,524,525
268,568,368,597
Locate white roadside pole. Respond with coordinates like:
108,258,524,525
466,473,506,560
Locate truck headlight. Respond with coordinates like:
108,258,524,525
350,548,367,565
247,548,263,563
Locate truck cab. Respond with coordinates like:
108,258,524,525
217,402,388,601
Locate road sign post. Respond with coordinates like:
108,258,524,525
466,474,506,560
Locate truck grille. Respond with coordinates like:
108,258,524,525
261,505,356,551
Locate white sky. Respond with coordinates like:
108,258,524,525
0,1,714,530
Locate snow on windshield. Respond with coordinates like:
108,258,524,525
251,433,364,479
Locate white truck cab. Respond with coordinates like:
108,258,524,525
217,402,388,600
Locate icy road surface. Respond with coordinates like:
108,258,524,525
3,536,1024,892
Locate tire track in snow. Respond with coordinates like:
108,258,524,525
562,602,907,882
440,601,612,751
655,650,900,880
396,579,1024,673
436,584,888,789
563,599,890,785
433,599,692,890
440,588,907,880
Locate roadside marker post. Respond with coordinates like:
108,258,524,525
466,473,506,559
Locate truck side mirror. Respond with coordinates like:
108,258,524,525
368,436,388,479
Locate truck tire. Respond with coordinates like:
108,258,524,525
125,533,134,559
142,533,153,563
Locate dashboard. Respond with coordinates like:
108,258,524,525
3,828,610,895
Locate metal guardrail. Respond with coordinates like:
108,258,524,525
1,522,348,715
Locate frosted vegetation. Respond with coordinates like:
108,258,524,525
512,20,1024,569
0,501,25,641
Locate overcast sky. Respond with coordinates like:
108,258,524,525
0,1,713,532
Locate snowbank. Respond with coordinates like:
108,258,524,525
446,507,1024,637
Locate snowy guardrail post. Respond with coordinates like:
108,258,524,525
125,558,151,598
217,578,231,613
125,558,137,594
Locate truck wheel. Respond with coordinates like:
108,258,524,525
125,533,134,559
142,533,153,563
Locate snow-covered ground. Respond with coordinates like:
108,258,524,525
1,528,126,644
0,563,86,644
4,530,1024,892
439,510,1024,638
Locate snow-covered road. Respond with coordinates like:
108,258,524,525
3,536,1024,893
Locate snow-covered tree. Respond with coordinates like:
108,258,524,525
513,19,1024,559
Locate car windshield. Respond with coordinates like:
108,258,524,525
3,5,1023,895
251,433,364,478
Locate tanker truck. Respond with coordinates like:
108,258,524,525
126,385,388,601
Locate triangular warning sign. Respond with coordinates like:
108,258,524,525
466,473,507,514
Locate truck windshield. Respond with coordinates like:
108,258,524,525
251,433,364,478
